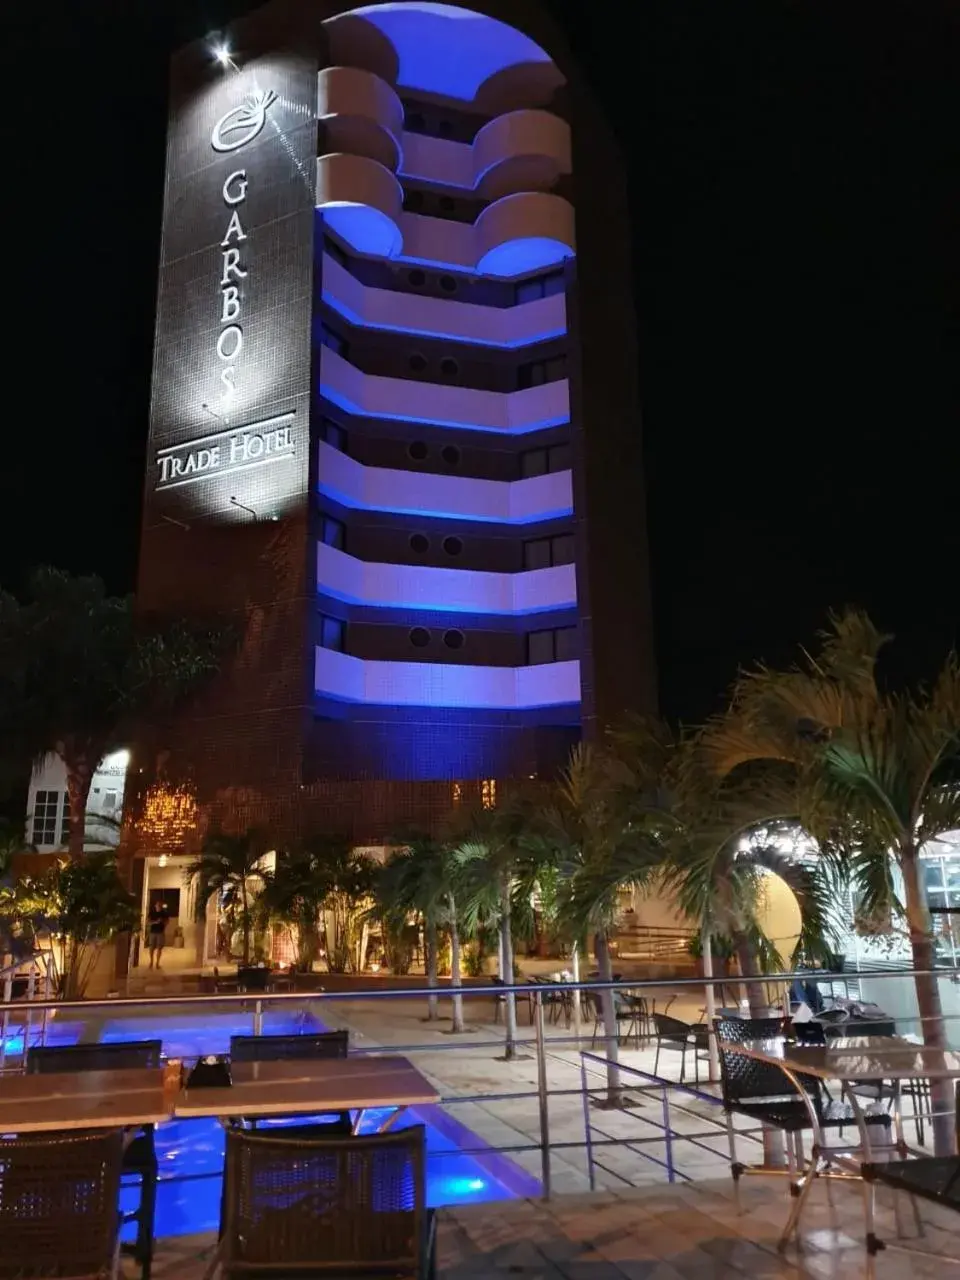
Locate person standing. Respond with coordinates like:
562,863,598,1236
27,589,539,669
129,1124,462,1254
147,901,168,970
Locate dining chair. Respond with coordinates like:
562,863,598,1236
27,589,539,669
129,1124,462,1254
714,1017,891,1212
218,1124,435,1278
0,1128,125,1278
228,1031,352,1133
237,965,271,992
27,1040,161,1279
588,992,643,1048
652,1013,709,1083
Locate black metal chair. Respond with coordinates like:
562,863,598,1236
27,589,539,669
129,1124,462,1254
652,1013,709,1082
27,1040,161,1279
228,1031,352,1133
219,1124,435,1278
237,965,271,992
0,1128,125,1278
862,1157,960,1266
715,1017,891,1209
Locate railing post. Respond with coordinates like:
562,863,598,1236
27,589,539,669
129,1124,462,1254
533,990,551,1199
25,968,36,1050
254,999,263,1036
661,1086,675,1184
579,1054,596,1191
0,975,11,1072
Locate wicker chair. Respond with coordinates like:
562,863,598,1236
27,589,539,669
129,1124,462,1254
715,1017,891,1205
27,1040,161,1279
651,1013,709,1082
0,1128,125,1278
229,1032,352,1133
219,1124,435,1278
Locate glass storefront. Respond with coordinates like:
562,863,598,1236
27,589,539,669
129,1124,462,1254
923,852,960,965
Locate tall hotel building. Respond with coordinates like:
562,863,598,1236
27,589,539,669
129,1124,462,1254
134,0,655,850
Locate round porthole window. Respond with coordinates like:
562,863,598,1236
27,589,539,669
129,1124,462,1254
441,444,461,466
407,268,426,287
408,353,428,373
443,629,465,650
440,357,459,378
442,535,463,557
409,627,431,648
409,533,429,554
408,440,428,461
439,274,457,293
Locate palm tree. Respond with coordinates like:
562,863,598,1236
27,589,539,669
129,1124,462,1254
699,609,960,1154
185,827,270,965
540,743,662,1101
377,835,466,1031
307,839,376,974
453,793,546,1059
255,844,328,971
0,568,230,859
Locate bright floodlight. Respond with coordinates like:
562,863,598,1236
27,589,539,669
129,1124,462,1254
214,45,231,65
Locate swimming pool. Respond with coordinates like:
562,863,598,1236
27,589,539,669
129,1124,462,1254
2,1007,539,1237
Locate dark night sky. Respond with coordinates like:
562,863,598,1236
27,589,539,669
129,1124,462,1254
4,0,959,726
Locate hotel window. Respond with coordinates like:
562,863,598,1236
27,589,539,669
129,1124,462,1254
31,790,62,846
319,615,345,652
523,533,575,571
481,779,497,810
320,515,345,551
514,271,564,304
321,418,347,452
319,324,348,358
526,626,578,665
517,355,566,390
520,442,572,479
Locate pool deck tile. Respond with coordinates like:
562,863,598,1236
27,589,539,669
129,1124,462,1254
132,1175,960,1279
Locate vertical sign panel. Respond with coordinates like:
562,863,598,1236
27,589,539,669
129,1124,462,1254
146,41,317,527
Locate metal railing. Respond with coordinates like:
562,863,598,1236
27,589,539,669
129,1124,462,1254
0,967,957,1205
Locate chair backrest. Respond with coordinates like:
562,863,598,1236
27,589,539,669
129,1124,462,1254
714,1017,798,1105
222,1124,426,1272
230,1031,349,1063
653,1013,692,1047
27,1039,163,1074
0,1129,124,1274
237,966,270,991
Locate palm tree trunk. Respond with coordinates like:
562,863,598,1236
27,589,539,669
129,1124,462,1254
499,875,517,1059
240,878,250,965
448,892,465,1033
595,932,621,1103
901,846,953,1155
64,753,93,859
734,932,785,1168
425,914,439,1021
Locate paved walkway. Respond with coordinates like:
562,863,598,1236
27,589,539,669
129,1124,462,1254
138,1174,959,1278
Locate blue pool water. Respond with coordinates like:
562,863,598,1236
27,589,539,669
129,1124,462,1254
3,1009,538,1238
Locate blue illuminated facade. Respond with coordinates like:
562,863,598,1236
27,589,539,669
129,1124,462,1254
140,0,654,842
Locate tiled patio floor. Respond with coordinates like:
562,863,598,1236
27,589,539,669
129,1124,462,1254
137,1174,959,1279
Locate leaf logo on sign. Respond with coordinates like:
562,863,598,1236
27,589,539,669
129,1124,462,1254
211,88,278,153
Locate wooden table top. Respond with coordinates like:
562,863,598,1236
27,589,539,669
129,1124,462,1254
0,1067,168,1133
737,1037,960,1082
0,1055,439,1131
176,1054,439,1119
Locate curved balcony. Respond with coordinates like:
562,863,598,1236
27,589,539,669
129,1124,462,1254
316,440,573,523
315,647,581,710
475,192,575,277
317,66,404,172
317,542,576,615
319,347,569,434
316,153,403,258
321,254,566,348
399,109,570,202
474,111,571,202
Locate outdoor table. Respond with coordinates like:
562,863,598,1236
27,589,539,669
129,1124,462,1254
735,1036,960,1252
174,1054,440,1132
0,1066,168,1133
